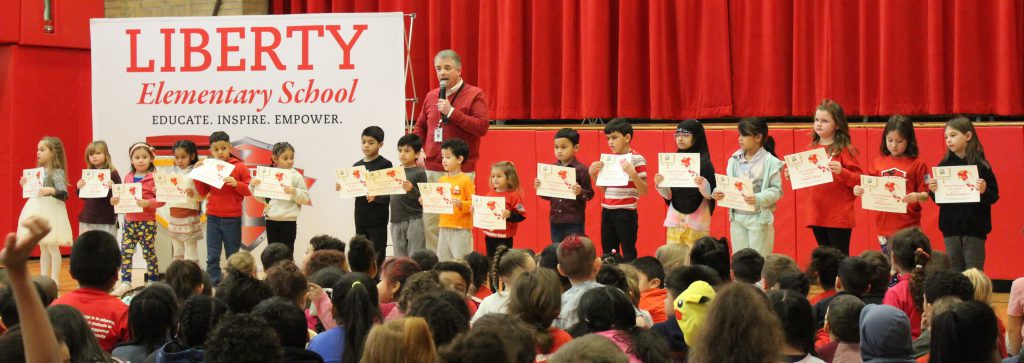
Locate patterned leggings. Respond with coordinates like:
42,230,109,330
121,221,159,282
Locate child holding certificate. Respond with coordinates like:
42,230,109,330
437,138,475,261
17,136,73,285
250,142,310,252
534,128,595,244
852,115,930,253
589,119,648,262
352,126,393,269
927,116,999,271
712,117,784,256
481,161,527,257
110,142,165,295
76,140,121,237
392,134,428,257
793,99,863,255
166,140,203,263
655,119,716,246
194,131,251,285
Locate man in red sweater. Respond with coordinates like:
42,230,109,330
413,49,490,252
50,230,129,352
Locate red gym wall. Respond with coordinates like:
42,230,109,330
472,126,1024,280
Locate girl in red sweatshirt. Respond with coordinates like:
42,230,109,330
111,142,165,295
194,131,251,285
481,161,526,257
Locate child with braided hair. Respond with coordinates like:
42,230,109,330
883,227,932,339
471,246,535,325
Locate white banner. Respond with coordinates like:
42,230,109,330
91,13,405,251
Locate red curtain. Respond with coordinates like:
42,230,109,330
274,0,1024,119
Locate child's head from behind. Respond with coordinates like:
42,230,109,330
440,138,469,172
433,261,473,296
165,259,204,303
261,242,293,271
632,257,665,292
961,268,992,304
172,139,199,169
572,286,636,335
205,313,283,363
890,227,931,273
126,284,179,348
397,134,423,166
859,250,892,296
407,289,470,347
265,260,308,307
655,243,690,273
553,128,580,162
508,268,562,337
361,126,385,158
462,251,490,293
46,304,108,362
271,142,295,168
491,246,535,292
215,269,272,313
768,289,816,355
549,333,629,363
825,294,864,343
881,114,918,158
331,272,382,363
808,246,844,291
603,118,634,154
128,142,156,173
252,297,311,348
309,234,346,253
399,271,442,312
837,256,872,296
209,131,233,161
348,235,378,277
411,249,439,271
775,271,810,296
762,254,800,291
730,248,765,284
304,250,348,276
178,295,228,347
70,230,120,289
37,136,67,170
556,234,599,281
226,251,256,277
929,300,998,363
362,317,437,363
690,237,731,283
490,161,520,191
85,140,115,170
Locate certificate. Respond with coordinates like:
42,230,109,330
596,154,630,187
714,174,755,212
154,173,188,203
860,175,907,213
536,164,577,199
253,166,292,200
80,169,111,199
188,158,233,189
367,167,407,197
336,166,368,198
22,167,44,198
472,195,506,230
658,153,700,188
419,182,454,214
784,148,834,190
112,183,143,214
932,165,981,204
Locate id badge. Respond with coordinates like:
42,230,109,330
434,125,443,142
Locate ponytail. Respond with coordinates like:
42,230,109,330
891,228,932,312
738,117,776,157
333,273,381,363
910,247,931,312
489,245,509,292
763,135,777,157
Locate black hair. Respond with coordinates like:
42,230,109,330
119,284,179,355
826,294,864,343
438,329,512,363
924,270,975,304
665,265,722,297
603,118,634,137
567,286,670,362
70,230,120,288
209,131,230,145
253,297,310,348
929,300,998,363
731,248,765,284
632,256,665,288
880,114,919,157
261,242,293,271
462,314,536,363
859,250,892,297
332,272,381,363
362,126,385,143
411,249,439,271
690,237,731,282
347,235,378,275
214,269,273,313
0,282,51,328
309,266,346,293
738,117,777,157
837,256,872,296
47,304,112,363
397,133,423,153
407,289,470,347
165,259,203,304
555,128,581,145
177,295,228,347
808,246,845,291
0,325,26,362
172,139,200,166
777,272,811,296
891,227,931,312
769,289,817,356
440,138,470,161
463,251,490,290
538,243,571,291
596,265,629,294
310,234,346,253
264,260,308,305
270,142,294,167
433,261,474,294
205,313,284,363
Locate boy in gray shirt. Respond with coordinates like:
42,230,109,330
391,134,428,256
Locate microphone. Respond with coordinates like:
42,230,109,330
439,80,448,123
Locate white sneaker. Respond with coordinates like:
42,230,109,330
110,282,132,297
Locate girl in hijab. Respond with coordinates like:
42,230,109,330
654,119,717,246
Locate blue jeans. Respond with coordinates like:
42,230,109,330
550,223,585,244
206,215,241,285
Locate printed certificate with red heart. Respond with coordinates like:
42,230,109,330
336,166,369,199
472,195,506,230
536,164,577,199
418,183,454,214
367,167,407,197
154,173,189,203
861,175,907,213
189,158,234,189
714,174,755,212
932,165,980,204
658,153,701,188
254,166,293,200
80,169,112,199
784,148,834,190
22,167,44,199
113,183,144,214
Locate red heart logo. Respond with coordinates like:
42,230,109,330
734,182,744,192
557,170,568,180
957,169,969,181
387,170,397,178
129,187,137,195
487,201,497,210
884,182,896,192
170,177,178,186
353,170,361,179
808,154,819,164
97,173,105,182
275,172,284,182
681,157,692,167
216,165,225,171
436,186,444,195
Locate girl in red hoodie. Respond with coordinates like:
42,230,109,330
194,131,251,285
111,142,165,295
481,161,526,257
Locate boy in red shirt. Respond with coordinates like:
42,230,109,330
50,230,129,352
194,131,251,285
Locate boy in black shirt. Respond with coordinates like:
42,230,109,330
354,126,392,269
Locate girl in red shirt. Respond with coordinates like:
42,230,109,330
482,161,526,257
854,115,930,254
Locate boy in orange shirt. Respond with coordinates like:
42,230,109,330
633,256,668,323
437,138,474,261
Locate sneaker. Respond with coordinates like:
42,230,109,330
110,282,132,297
